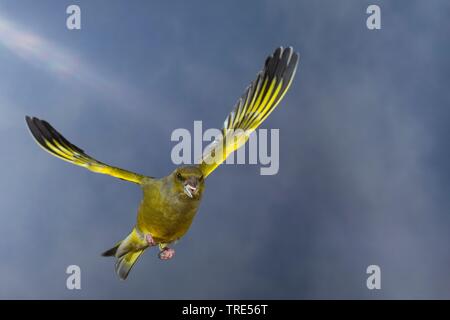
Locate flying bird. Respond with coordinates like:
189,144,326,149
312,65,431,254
25,47,299,280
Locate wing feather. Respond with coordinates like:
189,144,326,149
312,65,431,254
199,47,299,177
26,116,149,184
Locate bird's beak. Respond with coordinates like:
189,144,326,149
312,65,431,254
183,180,198,198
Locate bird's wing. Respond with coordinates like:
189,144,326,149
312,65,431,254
25,116,149,185
199,46,299,178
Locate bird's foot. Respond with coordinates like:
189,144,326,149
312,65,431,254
145,234,156,247
158,247,175,260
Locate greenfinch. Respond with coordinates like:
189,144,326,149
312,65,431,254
25,47,299,280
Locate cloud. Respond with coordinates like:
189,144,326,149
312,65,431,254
0,14,135,105
0,0,449,299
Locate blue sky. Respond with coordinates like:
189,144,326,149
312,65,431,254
0,0,450,298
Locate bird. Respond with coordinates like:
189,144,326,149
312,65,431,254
25,46,299,280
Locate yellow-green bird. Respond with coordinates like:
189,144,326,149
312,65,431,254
25,47,299,280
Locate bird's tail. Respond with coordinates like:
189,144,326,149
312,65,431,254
102,229,147,280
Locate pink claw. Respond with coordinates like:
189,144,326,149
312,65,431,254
159,248,175,260
145,234,156,246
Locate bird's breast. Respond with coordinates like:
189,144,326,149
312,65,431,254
136,183,201,243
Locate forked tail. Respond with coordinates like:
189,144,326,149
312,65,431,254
102,229,147,280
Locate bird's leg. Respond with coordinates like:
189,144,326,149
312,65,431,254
159,248,175,260
145,233,156,247
158,243,175,260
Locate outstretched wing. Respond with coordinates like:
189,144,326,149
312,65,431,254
199,46,299,177
25,116,149,185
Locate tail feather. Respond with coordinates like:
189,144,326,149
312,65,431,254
102,229,147,280
115,250,145,280
101,242,121,257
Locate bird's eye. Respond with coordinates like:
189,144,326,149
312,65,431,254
176,172,183,180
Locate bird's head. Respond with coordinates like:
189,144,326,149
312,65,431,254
171,165,205,200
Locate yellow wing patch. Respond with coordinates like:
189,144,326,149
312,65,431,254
199,47,299,177
26,116,147,184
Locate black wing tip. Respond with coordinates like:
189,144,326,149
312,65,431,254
25,115,42,124
25,116,70,157
25,116,46,135
269,46,294,59
276,46,298,58
279,47,300,68
25,115,33,130
265,46,299,79
25,116,46,145
25,116,86,155
25,115,37,128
